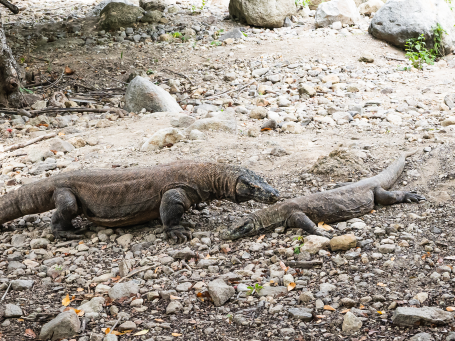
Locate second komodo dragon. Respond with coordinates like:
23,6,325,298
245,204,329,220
222,150,425,240
0,161,279,242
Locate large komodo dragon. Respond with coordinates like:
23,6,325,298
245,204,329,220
222,151,425,240
0,161,279,242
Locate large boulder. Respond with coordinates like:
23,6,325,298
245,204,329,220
229,0,296,28
99,2,144,31
369,0,455,52
315,0,360,27
124,76,182,113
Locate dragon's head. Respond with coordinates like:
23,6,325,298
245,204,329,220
220,216,257,240
235,172,280,204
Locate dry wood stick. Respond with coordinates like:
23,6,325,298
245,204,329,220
2,132,56,153
29,107,129,118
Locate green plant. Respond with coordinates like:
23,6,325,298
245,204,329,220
172,32,182,38
121,51,123,59
211,41,222,46
293,236,305,254
431,23,447,57
242,32,248,37
246,283,263,296
19,87,33,94
191,0,206,12
146,69,154,75
226,314,233,323
405,24,447,69
295,0,310,6
405,34,434,69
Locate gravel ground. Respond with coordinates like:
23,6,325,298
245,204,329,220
1,0,455,340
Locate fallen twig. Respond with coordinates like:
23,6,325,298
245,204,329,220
118,265,154,283
29,107,129,118
383,55,406,62
286,260,323,268
0,282,12,302
108,316,122,335
2,132,56,153
41,70,65,90
161,68,195,86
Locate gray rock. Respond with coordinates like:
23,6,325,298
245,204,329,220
29,161,57,175
141,10,162,23
103,334,118,341
229,0,296,28
392,307,453,327
410,333,434,341
207,278,235,306
288,307,313,321
189,129,206,140
108,281,139,300
99,2,144,31
342,311,362,333
30,238,50,249
90,0,133,16
11,279,34,291
369,0,455,53
140,128,184,151
39,310,81,341
315,0,360,27
257,286,287,296
78,297,105,315
249,107,268,119
48,137,75,153
139,0,165,11
219,28,245,41
11,234,26,246
166,300,183,314
173,247,196,259
185,110,237,134
124,76,181,113
5,303,23,318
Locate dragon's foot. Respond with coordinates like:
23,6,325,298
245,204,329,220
403,192,425,203
306,225,333,239
165,225,192,244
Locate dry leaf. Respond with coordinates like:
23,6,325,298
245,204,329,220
324,305,335,311
318,222,333,231
103,328,111,335
315,315,326,319
154,267,161,273
447,307,455,312
205,254,211,259
287,282,296,291
155,319,164,322
170,295,182,300
77,288,84,292
377,283,387,287
341,309,350,314
62,294,72,306
17,318,24,322
133,329,149,336
391,257,395,261
256,235,265,242
65,65,74,75
24,329,36,338
102,328,131,336
172,333,182,337
359,304,365,309
58,132,65,136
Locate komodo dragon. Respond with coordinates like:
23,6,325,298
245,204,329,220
222,151,425,240
0,161,279,242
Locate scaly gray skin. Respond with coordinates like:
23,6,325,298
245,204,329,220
222,151,425,240
0,161,279,242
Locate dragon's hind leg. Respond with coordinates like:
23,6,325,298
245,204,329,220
51,188,86,240
374,187,425,206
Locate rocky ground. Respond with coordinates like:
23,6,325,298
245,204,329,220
2,0,455,340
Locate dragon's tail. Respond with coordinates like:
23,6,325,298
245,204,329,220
0,178,55,225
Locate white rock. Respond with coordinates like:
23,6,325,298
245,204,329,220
359,0,383,15
141,128,185,151
315,0,361,28
301,235,331,254
229,0,296,28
